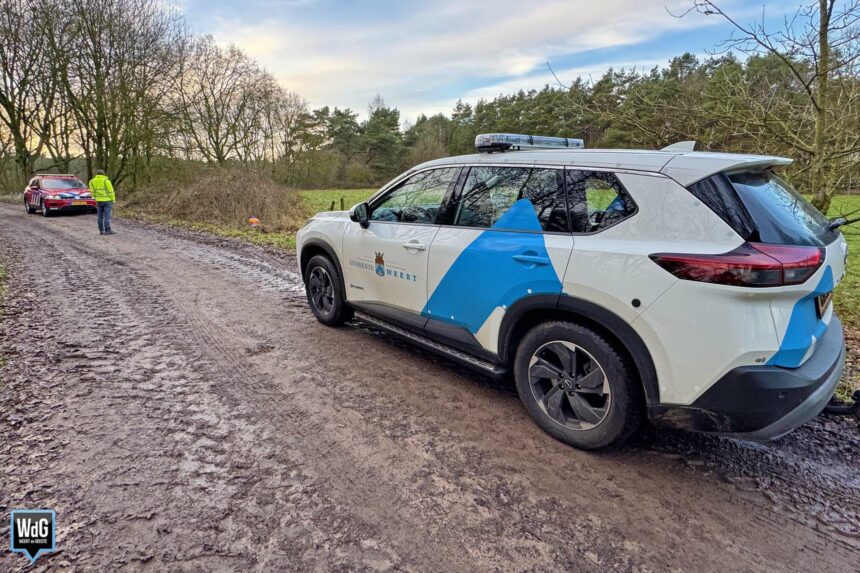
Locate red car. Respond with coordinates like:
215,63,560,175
24,174,97,217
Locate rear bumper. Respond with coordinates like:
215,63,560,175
649,317,845,440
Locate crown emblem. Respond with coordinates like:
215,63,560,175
375,252,384,265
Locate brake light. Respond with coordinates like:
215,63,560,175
649,243,823,287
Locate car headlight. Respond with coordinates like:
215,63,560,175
47,195,61,200
80,193,92,198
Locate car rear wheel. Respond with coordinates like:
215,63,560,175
304,255,352,326
514,321,643,450
24,198,36,214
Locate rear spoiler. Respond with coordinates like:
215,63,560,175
661,154,793,187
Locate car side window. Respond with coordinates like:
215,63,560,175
566,170,636,233
370,167,459,224
453,166,568,231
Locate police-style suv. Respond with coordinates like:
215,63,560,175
296,134,847,449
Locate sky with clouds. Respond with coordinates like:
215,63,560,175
180,0,803,123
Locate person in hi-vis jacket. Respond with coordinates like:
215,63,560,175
89,169,115,235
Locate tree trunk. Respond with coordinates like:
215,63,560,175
811,0,832,214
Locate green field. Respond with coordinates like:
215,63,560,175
825,196,860,333
299,189,377,214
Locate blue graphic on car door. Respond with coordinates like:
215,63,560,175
422,198,563,333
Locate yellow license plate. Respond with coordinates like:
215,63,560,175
72,200,88,205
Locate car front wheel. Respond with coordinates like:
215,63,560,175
514,321,643,450
304,255,352,326
41,201,52,217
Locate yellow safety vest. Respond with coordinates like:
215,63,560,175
88,174,115,202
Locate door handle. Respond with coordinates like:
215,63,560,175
512,254,550,266
402,241,426,251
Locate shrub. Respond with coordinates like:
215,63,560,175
123,163,309,233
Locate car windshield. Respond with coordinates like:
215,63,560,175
42,178,85,190
728,171,838,246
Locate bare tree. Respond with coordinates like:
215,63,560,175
43,0,189,185
260,87,308,170
0,121,21,192
177,37,270,165
0,0,57,183
683,1,860,212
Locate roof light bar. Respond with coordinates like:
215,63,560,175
475,133,585,153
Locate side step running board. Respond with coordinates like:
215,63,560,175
354,311,508,379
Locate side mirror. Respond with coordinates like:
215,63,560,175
349,202,370,228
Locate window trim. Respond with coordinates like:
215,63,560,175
438,164,569,234
686,173,757,241
565,168,639,236
365,162,646,234
367,166,464,226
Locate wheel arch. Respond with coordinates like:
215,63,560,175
498,295,660,405
299,239,346,293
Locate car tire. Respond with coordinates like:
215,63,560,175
24,199,36,214
304,254,352,326
41,201,52,217
514,321,643,450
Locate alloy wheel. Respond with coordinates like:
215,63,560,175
527,340,611,430
308,266,335,316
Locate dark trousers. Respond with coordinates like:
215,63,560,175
97,201,113,233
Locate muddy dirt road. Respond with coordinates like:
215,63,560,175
0,204,858,572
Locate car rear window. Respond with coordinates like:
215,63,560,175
688,171,837,247
727,171,837,246
42,178,85,190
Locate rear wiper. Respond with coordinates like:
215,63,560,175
829,217,846,230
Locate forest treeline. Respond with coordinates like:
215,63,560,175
1,0,858,212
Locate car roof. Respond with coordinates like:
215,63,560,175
38,174,80,178
415,149,792,187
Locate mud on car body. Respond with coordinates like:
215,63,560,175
297,134,847,449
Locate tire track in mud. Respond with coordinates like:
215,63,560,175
1,205,859,572
145,251,643,571
0,218,402,571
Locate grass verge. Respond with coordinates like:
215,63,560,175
118,211,299,249
826,196,860,401
120,188,379,251
826,196,860,328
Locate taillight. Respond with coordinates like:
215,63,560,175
649,243,823,287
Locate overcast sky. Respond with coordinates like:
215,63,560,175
180,0,801,122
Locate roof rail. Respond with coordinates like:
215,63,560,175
661,141,697,152
475,133,585,153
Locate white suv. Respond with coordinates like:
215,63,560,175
296,134,847,449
